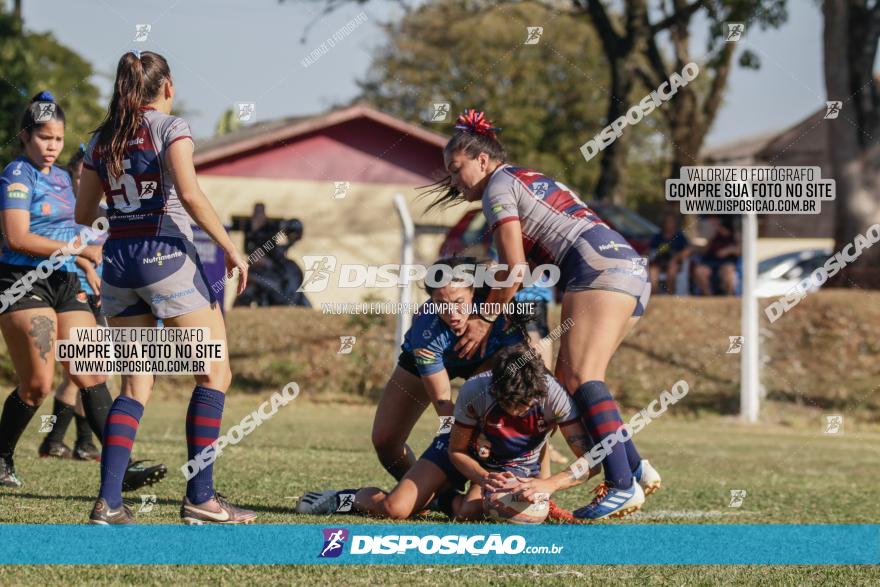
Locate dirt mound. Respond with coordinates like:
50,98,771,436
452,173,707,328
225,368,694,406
0,291,875,419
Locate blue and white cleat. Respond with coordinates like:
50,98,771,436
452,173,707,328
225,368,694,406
574,481,645,520
634,459,661,496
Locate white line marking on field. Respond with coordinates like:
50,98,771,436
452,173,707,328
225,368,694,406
633,510,760,520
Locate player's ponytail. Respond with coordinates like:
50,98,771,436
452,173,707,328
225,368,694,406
18,90,65,149
94,50,171,178
491,342,548,407
422,109,508,211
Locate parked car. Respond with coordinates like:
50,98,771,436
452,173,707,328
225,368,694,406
439,202,660,258
754,248,832,298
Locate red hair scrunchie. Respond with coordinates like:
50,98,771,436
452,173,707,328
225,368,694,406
454,109,501,139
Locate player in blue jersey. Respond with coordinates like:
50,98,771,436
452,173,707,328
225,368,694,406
38,146,102,461
371,256,523,483
0,92,165,492
75,51,253,525
429,110,661,520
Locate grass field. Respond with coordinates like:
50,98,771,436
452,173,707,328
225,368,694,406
0,394,878,584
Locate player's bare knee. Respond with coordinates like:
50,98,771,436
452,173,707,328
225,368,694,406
568,369,604,390
371,428,400,456
383,496,414,520
198,363,231,392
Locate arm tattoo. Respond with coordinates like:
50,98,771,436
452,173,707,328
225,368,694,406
28,315,55,363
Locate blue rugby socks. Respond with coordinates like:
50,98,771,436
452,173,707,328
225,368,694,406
573,380,634,489
185,386,225,505
98,396,143,508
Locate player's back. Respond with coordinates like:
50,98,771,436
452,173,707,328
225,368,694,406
84,109,193,241
454,371,578,474
483,165,606,265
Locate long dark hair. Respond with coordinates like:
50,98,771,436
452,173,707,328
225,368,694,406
19,90,65,149
94,51,171,178
421,109,507,212
491,342,547,408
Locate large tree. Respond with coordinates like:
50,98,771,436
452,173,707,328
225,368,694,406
573,0,787,200
357,0,667,206
0,4,103,164
823,0,880,288
315,0,787,205
634,0,787,180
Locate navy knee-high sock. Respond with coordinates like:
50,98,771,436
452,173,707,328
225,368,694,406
185,386,225,505
98,396,143,508
624,434,642,472
573,380,634,489
580,426,642,473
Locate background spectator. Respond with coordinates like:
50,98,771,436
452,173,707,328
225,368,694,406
693,216,740,296
649,213,690,295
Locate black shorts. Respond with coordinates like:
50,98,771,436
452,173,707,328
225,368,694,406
397,350,480,381
0,263,91,315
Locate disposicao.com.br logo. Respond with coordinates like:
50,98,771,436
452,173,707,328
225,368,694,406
318,529,563,557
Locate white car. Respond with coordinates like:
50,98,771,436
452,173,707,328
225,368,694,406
754,248,832,298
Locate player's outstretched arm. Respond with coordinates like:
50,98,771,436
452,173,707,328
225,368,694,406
518,421,599,502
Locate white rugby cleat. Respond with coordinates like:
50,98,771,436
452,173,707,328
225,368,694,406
634,459,662,496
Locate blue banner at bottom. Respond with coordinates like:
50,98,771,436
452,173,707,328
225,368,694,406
0,524,877,565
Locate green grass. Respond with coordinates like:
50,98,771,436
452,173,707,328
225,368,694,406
0,395,878,584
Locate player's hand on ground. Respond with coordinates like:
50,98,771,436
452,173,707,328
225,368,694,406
516,477,554,503
225,248,249,295
454,317,492,360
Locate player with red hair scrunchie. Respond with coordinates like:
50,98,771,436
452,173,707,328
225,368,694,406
454,109,502,140
423,107,662,521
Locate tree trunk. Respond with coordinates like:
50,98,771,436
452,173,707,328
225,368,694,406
593,56,633,204
823,0,880,288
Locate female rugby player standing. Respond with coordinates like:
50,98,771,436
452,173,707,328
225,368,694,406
39,146,101,461
432,110,661,520
76,51,253,525
0,92,164,490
